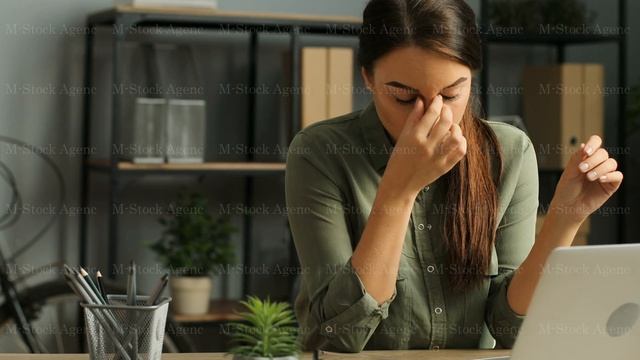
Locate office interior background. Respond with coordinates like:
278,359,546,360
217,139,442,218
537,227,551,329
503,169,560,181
0,0,638,353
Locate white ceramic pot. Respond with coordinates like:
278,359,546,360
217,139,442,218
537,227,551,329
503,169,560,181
170,276,212,315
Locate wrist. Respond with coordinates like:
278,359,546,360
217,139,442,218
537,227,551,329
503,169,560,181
546,200,587,227
379,171,420,201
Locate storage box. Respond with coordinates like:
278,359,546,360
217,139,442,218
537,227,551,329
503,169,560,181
522,64,604,170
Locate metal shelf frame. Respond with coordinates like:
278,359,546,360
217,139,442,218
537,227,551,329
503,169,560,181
478,0,628,244
79,8,361,297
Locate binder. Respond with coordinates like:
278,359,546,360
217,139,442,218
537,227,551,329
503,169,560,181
301,47,354,129
522,63,604,170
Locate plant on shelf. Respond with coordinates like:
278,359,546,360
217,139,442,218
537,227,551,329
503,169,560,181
228,296,300,360
150,190,236,315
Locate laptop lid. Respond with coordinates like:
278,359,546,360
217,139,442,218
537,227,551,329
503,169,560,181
511,244,640,360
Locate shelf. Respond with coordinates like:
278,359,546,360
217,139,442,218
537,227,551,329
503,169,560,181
172,299,245,324
87,6,362,35
87,159,286,174
482,33,623,45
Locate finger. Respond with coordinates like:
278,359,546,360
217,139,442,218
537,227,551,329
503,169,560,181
586,158,618,182
444,134,467,164
428,102,453,144
415,95,443,138
582,135,603,157
405,97,425,130
440,122,462,152
578,148,608,173
598,170,623,184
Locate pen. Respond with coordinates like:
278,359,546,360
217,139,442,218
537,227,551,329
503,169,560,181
147,273,169,305
127,261,136,306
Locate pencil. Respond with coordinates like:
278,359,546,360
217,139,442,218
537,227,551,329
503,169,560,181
147,273,169,305
80,267,106,304
126,261,136,306
96,271,108,303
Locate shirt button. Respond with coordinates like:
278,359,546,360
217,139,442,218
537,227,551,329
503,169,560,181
426,224,432,230
435,307,443,315
427,265,435,273
417,223,425,230
324,325,333,333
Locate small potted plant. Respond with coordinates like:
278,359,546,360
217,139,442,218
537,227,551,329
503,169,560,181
150,190,236,315
228,296,300,360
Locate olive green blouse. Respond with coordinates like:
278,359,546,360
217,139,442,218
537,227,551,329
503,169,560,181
284,101,538,352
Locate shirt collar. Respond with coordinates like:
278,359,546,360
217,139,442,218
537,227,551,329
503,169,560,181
359,101,395,174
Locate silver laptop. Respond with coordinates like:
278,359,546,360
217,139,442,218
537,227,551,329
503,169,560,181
478,244,640,360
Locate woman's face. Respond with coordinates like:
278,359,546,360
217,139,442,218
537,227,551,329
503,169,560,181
361,46,472,143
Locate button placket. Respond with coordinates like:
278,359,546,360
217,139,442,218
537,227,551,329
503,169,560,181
416,184,447,349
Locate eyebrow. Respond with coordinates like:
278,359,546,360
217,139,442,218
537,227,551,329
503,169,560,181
384,77,468,92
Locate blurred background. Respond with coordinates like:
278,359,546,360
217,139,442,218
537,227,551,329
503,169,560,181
0,0,637,354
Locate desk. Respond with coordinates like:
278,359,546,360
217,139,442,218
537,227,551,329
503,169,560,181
0,350,510,360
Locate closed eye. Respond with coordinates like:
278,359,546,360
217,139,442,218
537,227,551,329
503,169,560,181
395,94,459,105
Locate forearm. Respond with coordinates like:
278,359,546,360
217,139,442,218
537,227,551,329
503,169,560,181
507,207,583,315
351,173,418,305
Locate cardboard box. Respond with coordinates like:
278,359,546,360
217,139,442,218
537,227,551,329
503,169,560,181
522,64,604,170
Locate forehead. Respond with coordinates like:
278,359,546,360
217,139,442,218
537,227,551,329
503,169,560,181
373,46,470,91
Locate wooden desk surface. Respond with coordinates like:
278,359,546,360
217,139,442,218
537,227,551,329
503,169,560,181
0,350,510,360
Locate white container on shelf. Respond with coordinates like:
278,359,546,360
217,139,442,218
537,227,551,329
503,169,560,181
166,99,206,163
132,98,167,164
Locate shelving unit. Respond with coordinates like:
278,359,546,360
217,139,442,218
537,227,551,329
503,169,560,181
79,6,362,306
86,159,287,173
172,299,245,324
478,0,628,244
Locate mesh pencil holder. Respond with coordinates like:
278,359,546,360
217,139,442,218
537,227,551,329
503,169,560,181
81,295,171,360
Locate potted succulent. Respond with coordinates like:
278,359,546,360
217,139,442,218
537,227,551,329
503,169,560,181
150,190,236,315
228,296,300,360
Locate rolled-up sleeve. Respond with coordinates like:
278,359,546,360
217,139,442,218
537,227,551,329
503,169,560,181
285,132,396,353
485,134,538,348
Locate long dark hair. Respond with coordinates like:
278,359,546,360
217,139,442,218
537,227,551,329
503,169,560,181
359,0,504,291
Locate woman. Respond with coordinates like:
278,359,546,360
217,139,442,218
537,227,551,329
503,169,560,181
284,0,623,353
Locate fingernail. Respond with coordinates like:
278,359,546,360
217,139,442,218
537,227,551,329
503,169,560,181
580,143,585,149
599,175,607,182
585,146,593,155
588,171,598,180
579,162,589,172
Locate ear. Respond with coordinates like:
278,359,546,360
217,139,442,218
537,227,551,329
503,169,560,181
360,66,373,92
